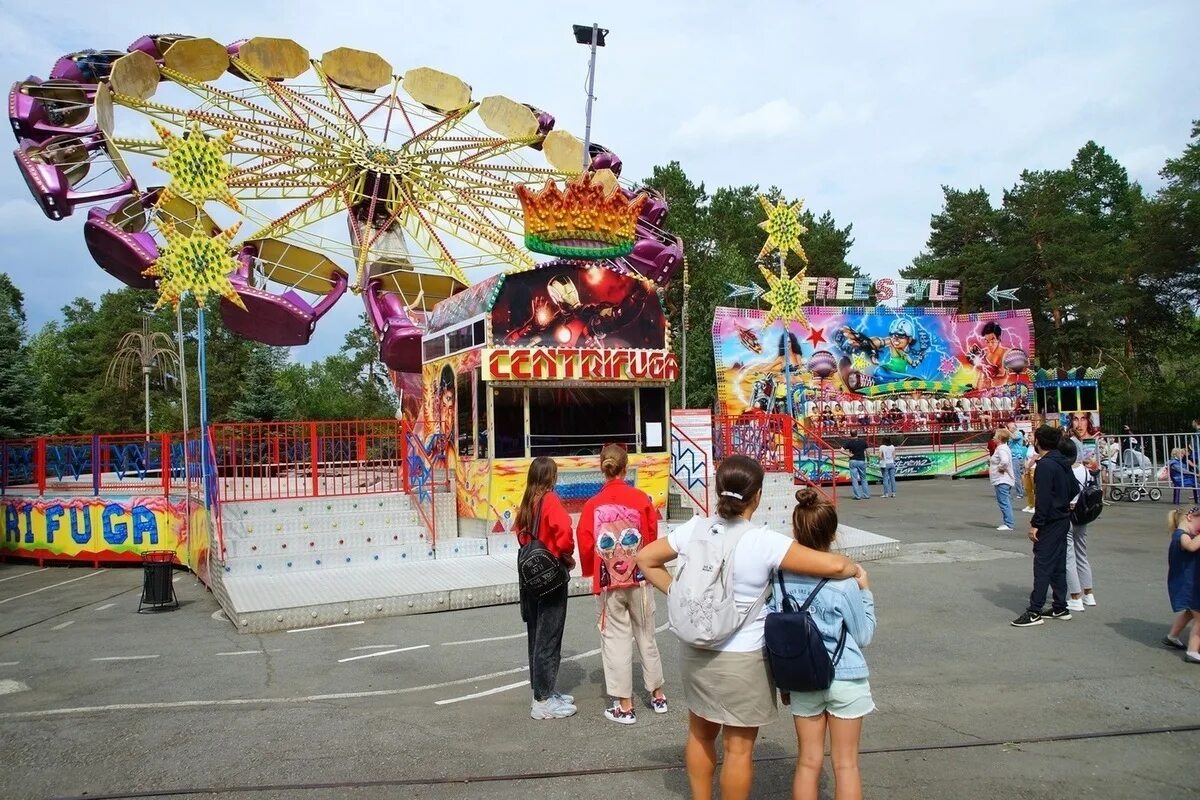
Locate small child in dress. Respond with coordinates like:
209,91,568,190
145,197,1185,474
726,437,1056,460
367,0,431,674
772,488,876,800
1164,506,1200,662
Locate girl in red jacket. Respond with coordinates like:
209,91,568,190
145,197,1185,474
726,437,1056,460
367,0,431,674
517,456,577,720
577,444,667,724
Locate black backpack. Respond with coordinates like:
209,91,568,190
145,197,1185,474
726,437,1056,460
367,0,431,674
765,574,847,693
1071,471,1104,525
517,500,568,597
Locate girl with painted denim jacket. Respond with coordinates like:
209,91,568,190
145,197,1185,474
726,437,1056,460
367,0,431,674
770,488,876,800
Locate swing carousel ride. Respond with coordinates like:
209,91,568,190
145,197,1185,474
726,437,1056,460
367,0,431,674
8,35,683,371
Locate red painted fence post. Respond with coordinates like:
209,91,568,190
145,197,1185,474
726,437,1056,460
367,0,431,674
160,432,171,497
309,422,320,497
35,437,46,497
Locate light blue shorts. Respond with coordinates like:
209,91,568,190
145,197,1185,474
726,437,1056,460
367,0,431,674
787,679,875,720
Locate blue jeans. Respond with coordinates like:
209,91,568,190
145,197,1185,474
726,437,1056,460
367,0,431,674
881,466,897,496
994,483,1013,528
1012,457,1025,498
850,459,869,499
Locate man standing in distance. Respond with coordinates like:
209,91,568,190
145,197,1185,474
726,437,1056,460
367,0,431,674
843,430,871,500
1012,425,1076,627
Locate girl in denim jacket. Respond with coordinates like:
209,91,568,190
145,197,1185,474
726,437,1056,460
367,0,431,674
771,488,876,800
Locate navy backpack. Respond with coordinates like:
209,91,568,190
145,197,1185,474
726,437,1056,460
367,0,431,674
765,574,847,693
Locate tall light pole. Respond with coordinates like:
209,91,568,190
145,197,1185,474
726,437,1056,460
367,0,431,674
573,23,608,171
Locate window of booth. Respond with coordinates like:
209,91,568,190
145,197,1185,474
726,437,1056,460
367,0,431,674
1058,387,1080,413
639,387,667,453
529,387,637,458
1079,385,1098,411
423,336,446,362
456,372,473,457
493,387,525,459
476,368,488,458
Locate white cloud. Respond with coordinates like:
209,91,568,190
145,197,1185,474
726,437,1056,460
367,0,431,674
674,99,802,143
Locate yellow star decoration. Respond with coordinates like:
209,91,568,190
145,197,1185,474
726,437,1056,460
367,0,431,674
143,218,245,311
757,195,809,262
151,121,241,212
759,263,810,330
851,352,870,371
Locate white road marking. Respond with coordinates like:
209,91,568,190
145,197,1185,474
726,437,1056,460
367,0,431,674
441,632,526,647
94,603,116,612
50,620,74,631
172,576,182,583
0,568,49,583
430,623,667,706
286,620,364,633
0,680,30,695
0,661,19,667
215,649,282,657
0,570,107,605
337,644,429,663
349,644,400,651
0,630,671,720
90,655,159,662
435,680,529,706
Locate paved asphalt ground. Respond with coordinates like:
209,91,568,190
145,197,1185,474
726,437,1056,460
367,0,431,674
1,479,1198,799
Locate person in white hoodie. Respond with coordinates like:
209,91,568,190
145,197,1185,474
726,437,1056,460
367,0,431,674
1059,438,1097,612
990,429,1016,531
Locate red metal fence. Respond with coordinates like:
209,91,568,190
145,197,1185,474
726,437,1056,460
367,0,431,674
208,420,409,502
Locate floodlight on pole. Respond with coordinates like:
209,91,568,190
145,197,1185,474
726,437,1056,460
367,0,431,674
574,23,608,171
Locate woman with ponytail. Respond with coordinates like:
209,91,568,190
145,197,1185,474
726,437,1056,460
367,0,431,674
517,456,578,720
772,488,876,800
577,444,667,724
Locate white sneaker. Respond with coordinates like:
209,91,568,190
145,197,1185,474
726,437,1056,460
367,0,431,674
1067,598,1085,612
531,696,577,720
1082,594,1097,607
1022,507,1035,514
997,525,1013,531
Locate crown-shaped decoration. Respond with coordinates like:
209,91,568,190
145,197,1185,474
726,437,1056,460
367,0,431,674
516,174,646,259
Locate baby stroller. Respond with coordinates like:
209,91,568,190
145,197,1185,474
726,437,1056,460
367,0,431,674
1108,447,1161,502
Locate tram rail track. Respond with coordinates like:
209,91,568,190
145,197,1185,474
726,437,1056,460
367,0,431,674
43,722,1200,799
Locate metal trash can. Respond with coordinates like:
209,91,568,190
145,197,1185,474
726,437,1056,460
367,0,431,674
138,550,179,613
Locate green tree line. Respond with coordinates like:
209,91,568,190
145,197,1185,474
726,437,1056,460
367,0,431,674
1,120,1197,436
0,283,398,437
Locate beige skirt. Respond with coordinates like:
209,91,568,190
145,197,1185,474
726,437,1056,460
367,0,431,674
680,645,777,728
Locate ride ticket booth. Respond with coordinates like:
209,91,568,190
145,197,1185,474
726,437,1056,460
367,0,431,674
421,259,678,538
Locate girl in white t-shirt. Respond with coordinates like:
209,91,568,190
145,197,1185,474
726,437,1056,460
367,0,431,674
638,456,859,800
879,438,898,498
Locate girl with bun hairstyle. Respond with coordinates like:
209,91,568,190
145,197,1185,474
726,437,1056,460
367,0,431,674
772,488,876,800
577,444,668,724
637,456,860,800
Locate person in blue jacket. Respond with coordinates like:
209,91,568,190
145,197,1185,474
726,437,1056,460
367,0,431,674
772,487,876,800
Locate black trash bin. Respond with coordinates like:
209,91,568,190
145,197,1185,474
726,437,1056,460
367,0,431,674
138,550,179,613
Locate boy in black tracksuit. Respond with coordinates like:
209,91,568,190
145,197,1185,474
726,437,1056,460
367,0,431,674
1013,425,1079,627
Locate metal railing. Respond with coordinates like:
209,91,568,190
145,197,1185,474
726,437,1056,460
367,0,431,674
208,420,407,502
1,432,202,497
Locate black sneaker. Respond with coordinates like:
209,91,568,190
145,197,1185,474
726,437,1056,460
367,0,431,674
1011,611,1043,627
1046,608,1072,621
1163,636,1186,650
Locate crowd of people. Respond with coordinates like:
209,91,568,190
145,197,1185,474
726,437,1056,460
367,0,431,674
512,420,1199,799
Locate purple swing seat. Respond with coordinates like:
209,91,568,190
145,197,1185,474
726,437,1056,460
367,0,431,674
83,197,158,289
219,250,348,347
49,50,125,84
625,235,685,285
14,134,135,221
364,279,423,373
9,78,97,144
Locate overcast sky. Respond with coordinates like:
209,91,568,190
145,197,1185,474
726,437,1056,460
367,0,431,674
2,0,1197,362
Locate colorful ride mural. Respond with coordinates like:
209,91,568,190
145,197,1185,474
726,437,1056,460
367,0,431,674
713,306,1037,479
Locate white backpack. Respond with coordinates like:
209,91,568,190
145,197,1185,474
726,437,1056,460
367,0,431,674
668,516,767,649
